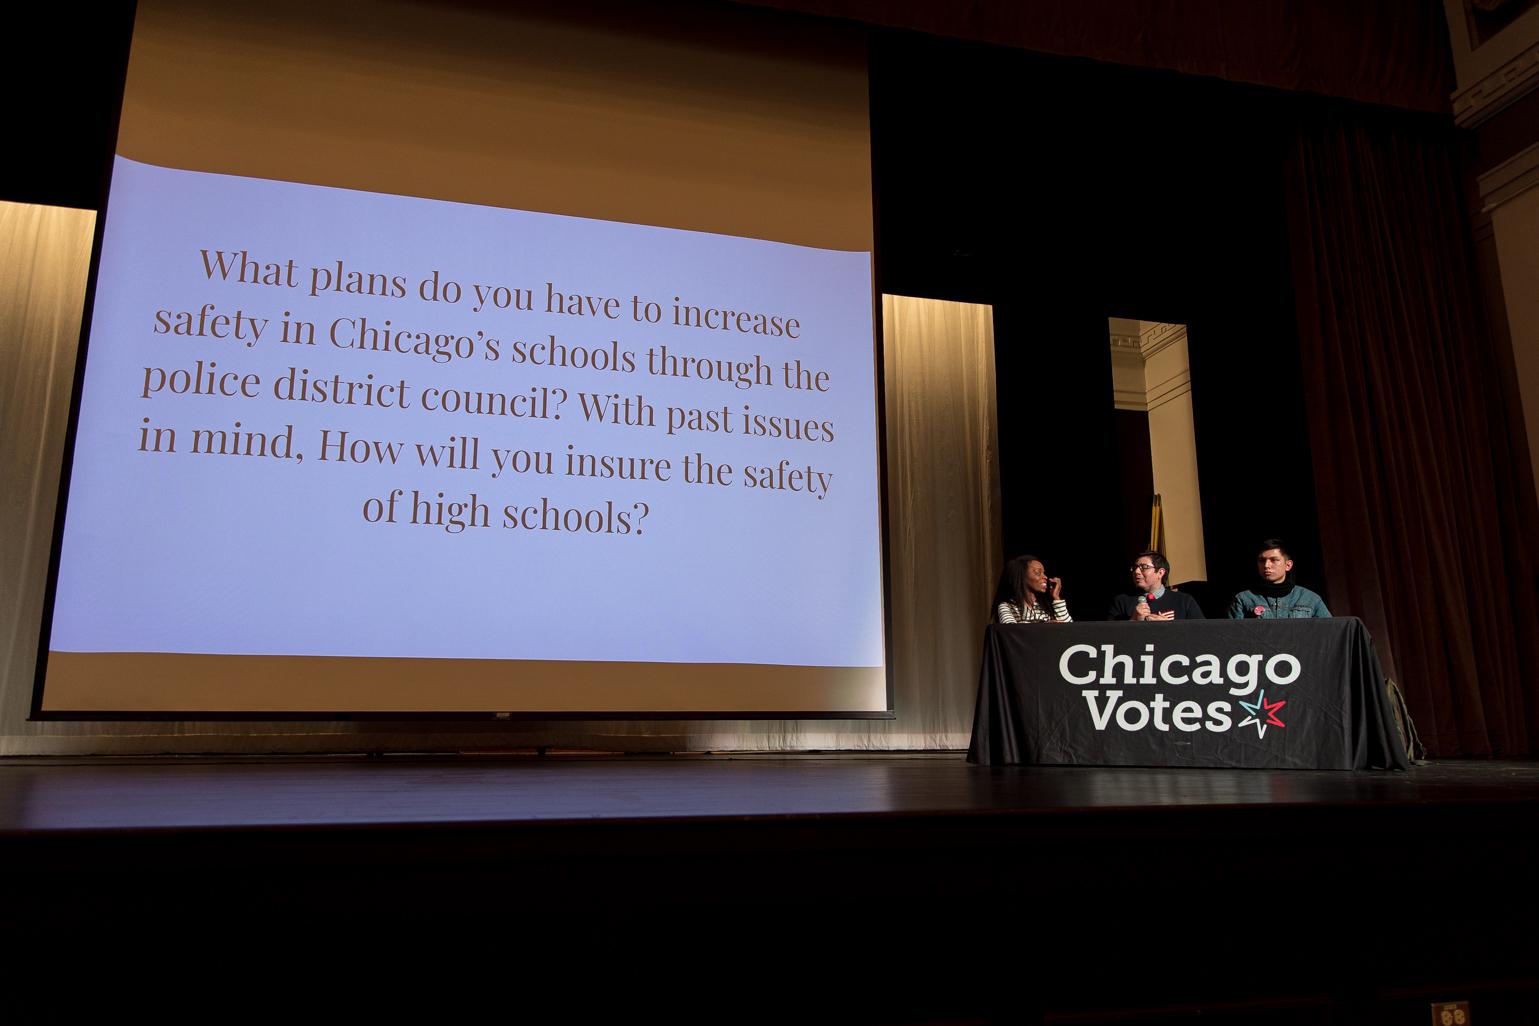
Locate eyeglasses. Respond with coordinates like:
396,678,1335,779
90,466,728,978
1129,564,1157,572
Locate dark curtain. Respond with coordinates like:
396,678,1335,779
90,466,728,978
1285,114,1539,757
738,0,1453,113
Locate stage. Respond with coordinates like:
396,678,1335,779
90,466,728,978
4,754,1537,1022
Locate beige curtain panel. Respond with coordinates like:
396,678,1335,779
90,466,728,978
0,209,998,753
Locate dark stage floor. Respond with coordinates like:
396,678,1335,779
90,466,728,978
5,754,1537,1023
3,752,1539,830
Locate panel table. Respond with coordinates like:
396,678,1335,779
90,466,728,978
968,618,1409,769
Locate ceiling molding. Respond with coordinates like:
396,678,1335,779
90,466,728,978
1478,140,1539,211
1139,322,1186,360
1453,40,1539,127
1113,389,1147,412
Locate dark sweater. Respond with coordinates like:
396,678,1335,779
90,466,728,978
1107,589,1205,621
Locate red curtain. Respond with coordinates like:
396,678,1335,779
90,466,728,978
1286,115,1539,757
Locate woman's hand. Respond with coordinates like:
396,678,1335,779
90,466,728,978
1049,577,1063,602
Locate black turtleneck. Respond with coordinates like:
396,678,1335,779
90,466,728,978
1251,572,1296,599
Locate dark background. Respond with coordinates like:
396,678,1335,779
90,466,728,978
871,34,1324,618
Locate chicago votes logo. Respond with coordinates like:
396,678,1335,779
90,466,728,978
1058,643,1297,738
1236,690,1287,738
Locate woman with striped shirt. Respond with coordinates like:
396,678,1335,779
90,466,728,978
993,554,1072,624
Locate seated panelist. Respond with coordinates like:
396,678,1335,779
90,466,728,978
993,555,1072,624
1227,538,1331,619
1108,550,1204,621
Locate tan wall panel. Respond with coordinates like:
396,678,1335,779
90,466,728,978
1144,333,1206,582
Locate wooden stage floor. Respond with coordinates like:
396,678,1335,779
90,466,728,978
5,754,1537,1022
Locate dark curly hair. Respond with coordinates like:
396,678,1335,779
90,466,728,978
994,554,1044,610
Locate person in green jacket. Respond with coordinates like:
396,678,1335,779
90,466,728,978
1227,538,1331,619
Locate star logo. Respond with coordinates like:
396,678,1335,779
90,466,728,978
1237,689,1287,739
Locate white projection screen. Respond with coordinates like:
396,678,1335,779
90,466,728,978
35,0,889,717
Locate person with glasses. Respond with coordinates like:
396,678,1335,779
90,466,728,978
1108,550,1204,621
1226,538,1331,619
993,555,1072,624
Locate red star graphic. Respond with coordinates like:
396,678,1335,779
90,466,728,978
1262,695,1287,728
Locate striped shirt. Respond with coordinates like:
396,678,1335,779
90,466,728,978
996,599,1072,624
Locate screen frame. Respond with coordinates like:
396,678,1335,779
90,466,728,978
29,1,896,722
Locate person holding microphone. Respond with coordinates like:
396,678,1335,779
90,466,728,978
1108,550,1204,621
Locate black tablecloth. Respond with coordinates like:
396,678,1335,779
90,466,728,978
967,618,1409,769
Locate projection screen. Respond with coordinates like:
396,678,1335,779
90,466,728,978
34,0,888,717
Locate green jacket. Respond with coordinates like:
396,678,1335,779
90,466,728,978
1227,585,1330,619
